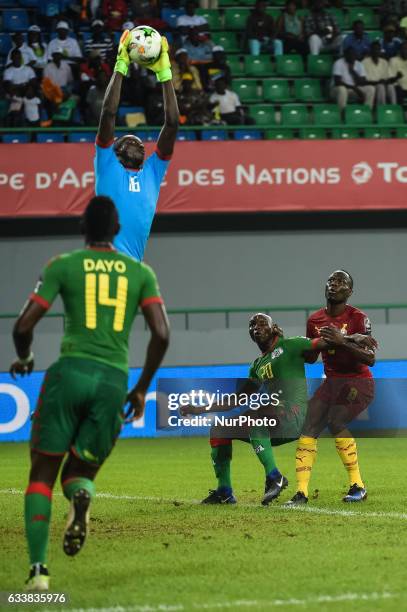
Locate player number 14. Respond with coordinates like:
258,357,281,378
85,273,128,332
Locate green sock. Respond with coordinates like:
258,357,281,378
211,443,232,489
250,429,277,476
62,477,96,501
24,482,52,565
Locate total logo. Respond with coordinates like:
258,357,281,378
351,161,407,185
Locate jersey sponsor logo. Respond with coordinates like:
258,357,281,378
254,444,265,454
271,347,284,360
83,258,127,274
129,176,140,192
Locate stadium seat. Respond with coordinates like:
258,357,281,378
135,130,160,142
2,133,30,143
234,129,262,140
227,56,245,77
307,55,333,77
266,7,283,20
363,127,392,138
161,8,184,28
363,0,381,6
396,126,407,138
224,8,250,30
2,9,29,31
117,105,144,119
196,8,222,30
264,128,294,139
248,104,276,125
244,55,275,77
327,8,347,29
348,8,378,28
377,104,404,126
68,132,96,143
37,132,65,143
300,127,327,139
211,32,240,53
0,0,19,6
232,79,262,103
201,129,228,140
19,0,39,7
263,79,293,103
314,104,342,126
345,105,373,126
276,54,305,77
281,104,310,126
0,32,12,55
331,127,359,139
176,131,196,141
294,79,324,102
218,0,235,7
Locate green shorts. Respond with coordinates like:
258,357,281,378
31,357,128,466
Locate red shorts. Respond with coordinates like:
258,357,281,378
312,377,374,419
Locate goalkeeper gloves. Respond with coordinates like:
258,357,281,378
147,37,172,83
114,29,131,77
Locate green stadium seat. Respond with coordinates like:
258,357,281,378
348,8,378,28
218,0,234,7
307,55,333,77
296,8,310,18
342,0,363,6
300,127,327,139
248,104,276,125
345,105,373,126
265,128,295,139
232,79,262,103
314,104,342,126
327,8,347,29
363,0,381,6
281,104,310,126
396,126,407,137
377,104,404,125
240,0,257,5
276,54,305,77
244,55,275,77
363,127,392,138
263,79,293,102
332,127,359,138
227,56,245,77
211,32,240,53
266,7,283,20
295,79,325,102
196,9,223,30
224,8,250,30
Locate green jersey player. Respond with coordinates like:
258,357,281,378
182,313,341,506
10,196,169,591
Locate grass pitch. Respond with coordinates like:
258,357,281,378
0,437,406,611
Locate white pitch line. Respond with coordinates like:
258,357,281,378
1,488,407,522
52,591,397,612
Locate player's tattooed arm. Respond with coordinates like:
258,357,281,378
97,72,123,145
156,80,179,158
10,301,47,378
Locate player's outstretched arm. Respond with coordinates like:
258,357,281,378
10,301,47,378
97,30,131,145
126,302,170,422
319,326,376,366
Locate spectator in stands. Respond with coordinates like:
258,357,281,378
389,40,407,102
363,40,397,104
145,81,166,125
176,0,208,39
400,8,407,36
86,70,109,124
244,0,283,56
342,20,371,61
331,47,375,109
22,83,42,126
6,33,37,68
205,45,232,88
27,26,48,70
380,24,402,59
102,0,128,31
84,20,114,61
277,1,308,56
209,75,245,125
177,73,213,125
379,0,407,27
3,49,37,94
183,29,214,62
38,0,66,30
47,21,83,64
5,93,24,128
43,49,73,92
304,0,341,56
172,48,203,91
80,50,111,83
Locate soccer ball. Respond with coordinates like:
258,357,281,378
128,26,162,66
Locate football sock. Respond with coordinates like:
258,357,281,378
335,437,364,488
295,436,318,498
24,482,52,565
62,477,96,501
250,431,277,476
210,443,232,490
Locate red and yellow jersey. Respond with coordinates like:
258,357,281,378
307,304,372,379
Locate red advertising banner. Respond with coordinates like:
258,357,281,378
1,140,407,217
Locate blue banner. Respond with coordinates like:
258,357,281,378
1,361,406,442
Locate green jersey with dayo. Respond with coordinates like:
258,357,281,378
30,248,163,373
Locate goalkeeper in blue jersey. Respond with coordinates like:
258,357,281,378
95,31,179,261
